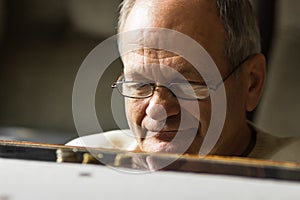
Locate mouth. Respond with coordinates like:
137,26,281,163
144,128,198,142
146,131,178,142
140,128,200,154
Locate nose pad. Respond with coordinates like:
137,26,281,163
146,102,168,121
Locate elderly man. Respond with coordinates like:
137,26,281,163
68,0,300,163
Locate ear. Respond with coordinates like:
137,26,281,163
244,53,266,112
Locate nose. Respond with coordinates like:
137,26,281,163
146,87,180,120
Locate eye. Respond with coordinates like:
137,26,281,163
123,82,152,92
122,82,153,98
130,82,151,89
169,83,210,100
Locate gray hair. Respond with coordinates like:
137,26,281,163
117,0,261,67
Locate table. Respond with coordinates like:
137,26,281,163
0,158,300,200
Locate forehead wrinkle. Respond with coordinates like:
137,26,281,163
124,51,205,82
123,52,162,81
132,48,178,59
123,0,227,79
142,51,176,82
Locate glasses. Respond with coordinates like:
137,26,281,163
112,57,249,100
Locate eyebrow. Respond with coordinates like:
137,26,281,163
175,65,210,83
124,71,208,87
123,72,152,81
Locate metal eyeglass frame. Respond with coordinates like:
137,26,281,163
111,56,250,100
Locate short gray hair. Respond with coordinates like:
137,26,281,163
117,0,261,67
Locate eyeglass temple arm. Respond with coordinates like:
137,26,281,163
209,56,251,91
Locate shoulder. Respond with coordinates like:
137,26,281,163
249,122,300,163
65,129,138,151
271,137,300,163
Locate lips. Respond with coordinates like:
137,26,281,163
141,128,200,154
145,128,198,142
139,110,201,153
146,131,178,142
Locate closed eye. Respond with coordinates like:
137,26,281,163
131,82,152,89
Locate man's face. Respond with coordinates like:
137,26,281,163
121,0,249,155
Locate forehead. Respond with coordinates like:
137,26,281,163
123,0,224,48
121,0,229,76
122,48,213,83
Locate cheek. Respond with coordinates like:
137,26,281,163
198,99,211,134
181,99,211,134
125,98,148,126
226,82,246,119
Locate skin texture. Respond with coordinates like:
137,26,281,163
121,0,266,156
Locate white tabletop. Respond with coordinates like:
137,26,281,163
0,158,299,200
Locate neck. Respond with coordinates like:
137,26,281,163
210,121,253,157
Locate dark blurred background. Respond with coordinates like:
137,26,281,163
0,0,124,143
0,0,299,144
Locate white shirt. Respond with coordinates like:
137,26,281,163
66,124,300,163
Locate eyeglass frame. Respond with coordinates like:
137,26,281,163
111,56,250,100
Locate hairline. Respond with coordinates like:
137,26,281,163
117,0,261,68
